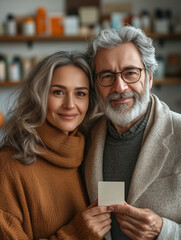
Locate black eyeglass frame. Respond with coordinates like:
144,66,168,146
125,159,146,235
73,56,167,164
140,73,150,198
95,67,146,87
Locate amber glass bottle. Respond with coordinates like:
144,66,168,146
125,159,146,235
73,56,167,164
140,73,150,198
0,112,4,127
36,7,47,35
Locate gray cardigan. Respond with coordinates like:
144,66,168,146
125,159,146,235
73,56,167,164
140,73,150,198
84,94,181,240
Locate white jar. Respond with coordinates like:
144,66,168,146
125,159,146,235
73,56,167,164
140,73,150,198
6,14,17,36
23,18,35,36
132,15,141,29
8,63,20,82
154,56,165,80
141,11,151,32
0,55,6,82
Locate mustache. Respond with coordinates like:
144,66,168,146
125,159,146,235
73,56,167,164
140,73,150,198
107,91,137,101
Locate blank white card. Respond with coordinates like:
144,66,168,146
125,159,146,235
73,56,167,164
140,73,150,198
98,181,125,206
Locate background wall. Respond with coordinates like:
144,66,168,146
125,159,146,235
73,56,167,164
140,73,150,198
0,0,181,119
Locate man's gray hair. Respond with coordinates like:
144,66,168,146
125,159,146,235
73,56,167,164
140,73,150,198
86,26,158,77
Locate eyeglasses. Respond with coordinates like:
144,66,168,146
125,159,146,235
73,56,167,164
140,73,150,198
95,67,146,87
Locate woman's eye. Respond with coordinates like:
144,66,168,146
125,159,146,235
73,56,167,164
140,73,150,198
76,91,87,97
53,89,64,95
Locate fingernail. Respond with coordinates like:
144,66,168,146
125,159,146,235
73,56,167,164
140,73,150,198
108,206,114,211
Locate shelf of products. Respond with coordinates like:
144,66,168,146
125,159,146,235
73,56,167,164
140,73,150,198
154,77,181,85
0,81,23,87
147,33,181,40
0,33,181,87
0,77,181,87
0,34,93,42
0,33,181,42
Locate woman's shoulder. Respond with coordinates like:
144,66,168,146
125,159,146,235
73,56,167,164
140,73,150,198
0,146,15,165
0,146,26,176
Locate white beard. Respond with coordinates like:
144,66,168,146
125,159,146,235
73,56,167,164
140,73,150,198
96,78,150,127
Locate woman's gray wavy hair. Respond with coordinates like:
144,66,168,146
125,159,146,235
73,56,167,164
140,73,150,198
87,26,158,76
1,51,96,165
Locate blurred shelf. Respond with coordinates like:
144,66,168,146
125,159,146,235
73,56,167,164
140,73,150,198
154,77,181,85
0,33,181,42
146,33,181,40
0,34,92,42
1,78,181,87
0,81,24,87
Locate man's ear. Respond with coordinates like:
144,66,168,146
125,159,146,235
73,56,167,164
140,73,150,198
149,73,153,89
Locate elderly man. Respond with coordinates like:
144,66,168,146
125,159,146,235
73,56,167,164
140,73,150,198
84,26,181,240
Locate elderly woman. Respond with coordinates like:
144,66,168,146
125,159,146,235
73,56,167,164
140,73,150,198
0,51,111,240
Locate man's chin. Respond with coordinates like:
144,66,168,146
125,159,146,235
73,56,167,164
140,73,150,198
110,103,131,112
106,112,134,127
111,97,133,107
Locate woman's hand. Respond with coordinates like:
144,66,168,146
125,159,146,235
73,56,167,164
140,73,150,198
82,200,112,238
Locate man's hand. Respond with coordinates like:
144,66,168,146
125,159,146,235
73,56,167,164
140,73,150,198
109,203,163,240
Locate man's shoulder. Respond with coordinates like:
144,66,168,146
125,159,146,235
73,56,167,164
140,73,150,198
152,94,181,124
170,110,181,129
171,110,181,119
89,114,107,130
85,114,107,142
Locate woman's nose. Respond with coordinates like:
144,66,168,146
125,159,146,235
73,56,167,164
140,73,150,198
63,95,75,109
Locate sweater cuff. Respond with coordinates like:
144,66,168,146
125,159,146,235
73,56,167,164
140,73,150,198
156,217,180,240
57,212,103,240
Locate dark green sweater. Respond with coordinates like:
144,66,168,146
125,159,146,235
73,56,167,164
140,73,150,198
103,104,151,240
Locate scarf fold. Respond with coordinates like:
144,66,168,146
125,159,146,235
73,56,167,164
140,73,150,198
36,122,85,168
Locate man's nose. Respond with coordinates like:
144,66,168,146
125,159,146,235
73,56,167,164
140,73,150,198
63,94,75,109
111,74,129,93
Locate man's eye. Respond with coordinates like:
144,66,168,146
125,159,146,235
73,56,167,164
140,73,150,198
127,71,136,75
125,70,139,76
102,74,113,79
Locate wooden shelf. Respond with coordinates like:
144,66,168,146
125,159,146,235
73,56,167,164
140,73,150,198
0,34,92,42
146,33,181,40
154,77,181,85
0,33,181,42
0,81,24,87
1,78,181,87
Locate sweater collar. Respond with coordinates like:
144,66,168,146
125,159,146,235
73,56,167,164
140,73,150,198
36,122,85,168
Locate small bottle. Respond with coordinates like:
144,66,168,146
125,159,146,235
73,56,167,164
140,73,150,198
154,9,169,34
22,57,32,78
154,56,165,80
131,14,141,29
165,9,173,33
14,56,22,79
23,18,35,36
5,13,17,36
0,55,6,82
141,10,151,32
0,21,4,35
5,55,13,80
7,56,21,82
0,111,4,127
36,7,47,35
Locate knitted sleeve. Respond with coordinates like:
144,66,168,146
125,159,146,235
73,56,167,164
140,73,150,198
0,149,103,240
0,210,102,240
48,213,103,240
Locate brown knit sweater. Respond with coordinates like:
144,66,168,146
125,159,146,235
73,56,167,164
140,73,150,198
0,123,101,240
